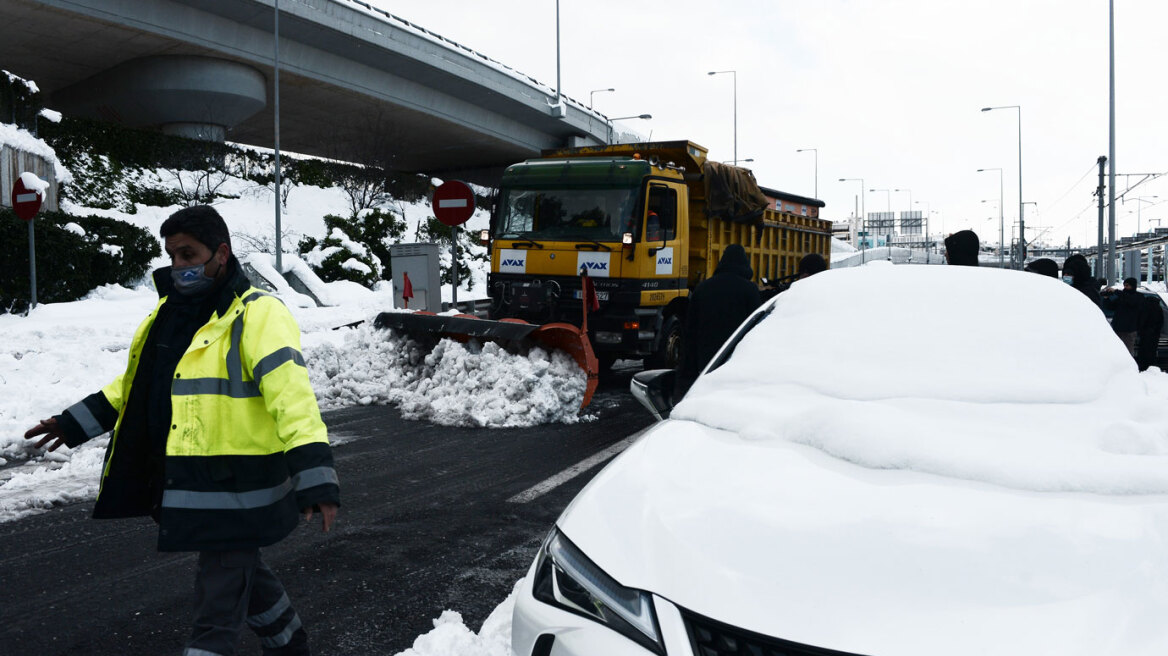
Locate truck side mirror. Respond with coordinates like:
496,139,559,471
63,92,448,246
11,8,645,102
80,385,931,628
630,369,675,421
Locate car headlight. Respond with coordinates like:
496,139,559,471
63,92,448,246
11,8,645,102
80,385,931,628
532,528,664,654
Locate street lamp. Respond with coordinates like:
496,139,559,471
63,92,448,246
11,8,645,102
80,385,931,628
894,188,912,245
589,87,614,109
708,70,737,164
1132,196,1159,234
870,188,892,250
914,200,930,259
978,168,1004,268
796,148,817,198
982,105,1023,266
725,158,754,165
606,114,652,144
839,178,866,261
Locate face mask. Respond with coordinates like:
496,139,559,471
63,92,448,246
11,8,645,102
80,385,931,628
171,253,219,296
1062,276,1074,286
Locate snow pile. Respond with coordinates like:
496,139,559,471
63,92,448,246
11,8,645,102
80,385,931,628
674,265,1168,495
307,322,586,427
394,583,516,656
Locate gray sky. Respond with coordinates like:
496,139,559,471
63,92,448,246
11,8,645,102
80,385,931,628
375,0,1168,248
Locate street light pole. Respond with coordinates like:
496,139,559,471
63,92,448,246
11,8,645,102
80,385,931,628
274,0,282,272
1133,196,1158,234
606,114,652,144
915,200,930,257
589,88,614,109
870,188,891,253
708,70,737,164
982,105,1023,267
978,168,1004,268
797,148,818,198
840,178,865,262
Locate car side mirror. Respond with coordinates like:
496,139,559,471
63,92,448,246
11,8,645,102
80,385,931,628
630,369,675,421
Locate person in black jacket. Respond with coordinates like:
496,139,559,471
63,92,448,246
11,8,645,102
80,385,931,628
1061,254,1103,309
677,244,762,396
1136,293,1165,371
944,230,980,266
1105,277,1144,357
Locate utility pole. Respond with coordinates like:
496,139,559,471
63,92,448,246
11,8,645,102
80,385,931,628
1107,0,1117,284
1097,156,1107,278
274,0,282,273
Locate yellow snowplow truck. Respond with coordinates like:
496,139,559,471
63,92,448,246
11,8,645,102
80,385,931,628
377,140,830,409
485,140,830,369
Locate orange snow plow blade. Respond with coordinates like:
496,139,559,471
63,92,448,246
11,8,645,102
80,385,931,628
373,312,599,409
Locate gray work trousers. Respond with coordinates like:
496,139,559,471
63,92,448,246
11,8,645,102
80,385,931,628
183,549,310,656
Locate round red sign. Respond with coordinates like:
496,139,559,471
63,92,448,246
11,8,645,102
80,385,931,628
11,174,44,221
432,180,476,227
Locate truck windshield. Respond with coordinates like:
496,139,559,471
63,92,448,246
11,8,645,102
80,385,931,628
496,187,636,242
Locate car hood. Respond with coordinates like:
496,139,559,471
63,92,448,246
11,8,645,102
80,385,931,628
556,418,1168,656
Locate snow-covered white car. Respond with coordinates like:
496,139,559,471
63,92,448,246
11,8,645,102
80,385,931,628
511,265,1168,656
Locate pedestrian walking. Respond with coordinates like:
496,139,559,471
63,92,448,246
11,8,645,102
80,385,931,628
1137,293,1164,371
943,230,980,266
24,205,340,656
677,244,762,396
1105,277,1144,357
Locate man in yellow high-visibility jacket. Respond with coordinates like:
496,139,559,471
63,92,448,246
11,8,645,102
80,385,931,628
25,205,340,656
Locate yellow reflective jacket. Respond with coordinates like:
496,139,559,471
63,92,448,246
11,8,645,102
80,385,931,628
62,264,339,551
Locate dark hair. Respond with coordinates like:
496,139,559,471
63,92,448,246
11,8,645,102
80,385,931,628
1062,254,1092,282
797,253,828,276
1124,277,1138,288
1024,258,1059,278
160,205,231,252
944,230,979,266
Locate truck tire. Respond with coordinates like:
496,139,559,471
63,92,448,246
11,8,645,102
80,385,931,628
647,315,682,370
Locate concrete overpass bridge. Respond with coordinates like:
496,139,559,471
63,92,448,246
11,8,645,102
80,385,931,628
1,0,615,185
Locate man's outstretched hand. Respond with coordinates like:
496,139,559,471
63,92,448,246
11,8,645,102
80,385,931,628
304,503,338,532
24,417,67,452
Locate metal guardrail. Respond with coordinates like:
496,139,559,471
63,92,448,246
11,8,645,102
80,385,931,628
442,298,492,318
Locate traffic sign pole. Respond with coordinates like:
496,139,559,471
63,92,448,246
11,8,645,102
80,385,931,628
431,180,476,311
29,219,37,309
12,173,44,310
452,224,459,306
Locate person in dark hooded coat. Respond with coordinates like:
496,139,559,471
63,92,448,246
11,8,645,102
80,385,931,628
1136,293,1164,371
677,244,762,396
1061,254,1102,309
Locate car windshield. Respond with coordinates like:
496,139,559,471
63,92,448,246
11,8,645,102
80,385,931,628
496,187,636,242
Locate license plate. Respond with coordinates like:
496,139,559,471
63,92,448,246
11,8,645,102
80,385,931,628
573,290,609,301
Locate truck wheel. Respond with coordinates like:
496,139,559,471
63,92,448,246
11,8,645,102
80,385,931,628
647,316,682,370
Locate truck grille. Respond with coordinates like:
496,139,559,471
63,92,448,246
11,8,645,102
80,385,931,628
682,609,870,656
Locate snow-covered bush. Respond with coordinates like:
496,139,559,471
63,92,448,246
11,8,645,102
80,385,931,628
298,214,383,287
0,209,160,313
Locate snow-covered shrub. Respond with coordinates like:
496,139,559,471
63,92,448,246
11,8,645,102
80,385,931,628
0,209,159,313
298,214,383,287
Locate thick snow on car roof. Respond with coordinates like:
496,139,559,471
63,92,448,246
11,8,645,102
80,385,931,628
672,264,1168,495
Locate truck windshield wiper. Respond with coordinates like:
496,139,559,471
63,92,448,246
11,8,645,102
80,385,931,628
511,232,545,248
575,239,612,251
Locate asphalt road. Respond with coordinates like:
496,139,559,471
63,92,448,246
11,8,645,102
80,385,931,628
0,366,654,655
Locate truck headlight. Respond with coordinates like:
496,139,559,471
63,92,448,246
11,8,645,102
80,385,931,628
532,529,663,654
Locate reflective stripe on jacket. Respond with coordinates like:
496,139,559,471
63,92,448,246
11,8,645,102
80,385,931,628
66,267,339,551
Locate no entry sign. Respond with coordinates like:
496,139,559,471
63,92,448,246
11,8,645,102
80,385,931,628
432,180,475,227
11,173,44,221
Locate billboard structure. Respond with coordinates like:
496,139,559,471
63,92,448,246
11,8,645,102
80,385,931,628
899,210,923,236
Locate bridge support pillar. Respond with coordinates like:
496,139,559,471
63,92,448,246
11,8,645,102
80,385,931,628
53,55,267,143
